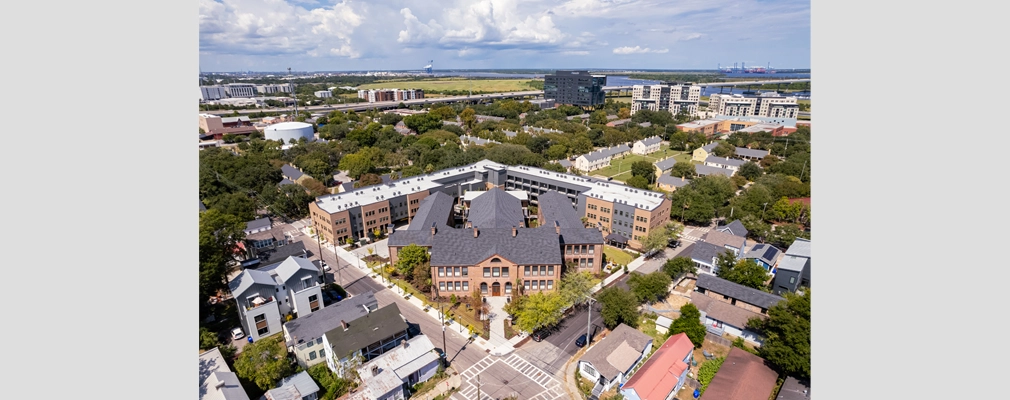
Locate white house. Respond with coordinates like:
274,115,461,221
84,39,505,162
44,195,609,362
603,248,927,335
228,256,323,342
348,335,440,400
322,304,410,377
578,324,654,397
704,155,746,171
632,136,662,155
574,144,631,172
199,347,251,400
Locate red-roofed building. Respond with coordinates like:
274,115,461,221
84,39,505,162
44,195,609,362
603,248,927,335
620,333,695,400
698,348,778,400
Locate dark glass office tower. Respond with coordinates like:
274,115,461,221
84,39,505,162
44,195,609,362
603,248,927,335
543,70,606,107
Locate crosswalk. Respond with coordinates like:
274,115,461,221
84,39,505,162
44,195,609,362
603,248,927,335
679,226,710,243
454,354,565,400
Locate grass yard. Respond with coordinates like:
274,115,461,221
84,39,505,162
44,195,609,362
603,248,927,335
592,149,688,178
647,147,682,161
356,78,540,93
603,245,635,266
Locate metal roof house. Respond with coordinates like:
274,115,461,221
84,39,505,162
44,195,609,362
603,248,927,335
578,324,654,397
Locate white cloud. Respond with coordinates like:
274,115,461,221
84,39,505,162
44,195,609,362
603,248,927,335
561,50,590,55
199,0,364,58
612,46,668,54
683,33,703,41
397,0,566,50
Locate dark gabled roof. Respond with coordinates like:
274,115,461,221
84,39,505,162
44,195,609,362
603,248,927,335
654,157,678,171
637,136,662,146
687,241,724,265
735,147,770,159
718,220,749,237
705,156,746,167
281,164,304,181
657,174,691,188
255,242,308,266
696,274,785,310
407,191,454,231
387,230,435,247
245,217,272,233
744,243,781,267
775,376,811,400
284,291,378,346
537,190,582,228
559,228,604,245
279,178,296,186
324,303,407,359
605,232,628,244
703,230,746,250
429,228,562,266
695,164,735,177
200,201,207,212
692,292,765,328
467,188,524,229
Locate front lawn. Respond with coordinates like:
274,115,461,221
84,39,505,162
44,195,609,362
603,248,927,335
603,245,635,266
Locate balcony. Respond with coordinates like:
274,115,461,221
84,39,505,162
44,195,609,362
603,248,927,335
245,296,275,311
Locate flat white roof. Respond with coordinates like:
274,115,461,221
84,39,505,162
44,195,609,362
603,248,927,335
462,190,528,202
315,159,668,213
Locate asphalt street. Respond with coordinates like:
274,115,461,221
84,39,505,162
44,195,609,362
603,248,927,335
294,234,487,373
515,303,604,377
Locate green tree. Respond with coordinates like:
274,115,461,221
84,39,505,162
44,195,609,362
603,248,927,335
670,161,697,180
378,112,402,126
199,209,246,303
558,271,595,308
641,221,684,253
545,144,568,160
233,334,294,391
459,107,476,130
771,196,803,222
712,142,736,157
625,175,650,190
627,271,671,304
307,363,353,400
589,110,609,125
717,256,768,290
512,292,566,332
570,136,594,155
403,113,444,135
662,257,696,280
630,161,655,183
337,152,373,179
618,107,631,119
353,173,383,188
395,244,430,276
205,192,258,221
199,327,220,351
596,287,639,329
747,290,810,379
737,161,763,181
668,303,707,348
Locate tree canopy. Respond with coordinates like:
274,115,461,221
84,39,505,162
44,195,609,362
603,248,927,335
395,244,430,276
511,292,566,332
716,257,769,290
233,334,295,391
199,209,246,302
627,271,672,304
596,287,640,329
662,257,696,280
747,290,810,379
668,303,707,348
630,161,656,183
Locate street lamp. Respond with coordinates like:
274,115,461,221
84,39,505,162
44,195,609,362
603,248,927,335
761,202,769,221
439,301,448,367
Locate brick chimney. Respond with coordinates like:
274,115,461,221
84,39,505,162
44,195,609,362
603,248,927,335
473,227,478,238
431,222,437,236
554,221,561,234
341,320,348,331
512,226,517,237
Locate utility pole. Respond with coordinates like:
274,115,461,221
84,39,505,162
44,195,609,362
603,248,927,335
440,301,447,368
762,202,769,221
315,228,325,283
477,374,481,400
332,240,340,287
587,297,595,346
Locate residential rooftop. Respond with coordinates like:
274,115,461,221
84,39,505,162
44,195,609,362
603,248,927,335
621,333,694,400
323,303,407,359
579,324,652,381
696,274,785,310
283,291,378,347
313,159,668,213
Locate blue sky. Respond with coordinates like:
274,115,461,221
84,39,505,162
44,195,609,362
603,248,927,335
199,0,810,72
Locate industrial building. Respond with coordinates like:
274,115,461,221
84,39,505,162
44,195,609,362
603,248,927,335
544,70,607,107
314,90,333,98
309,159,671,255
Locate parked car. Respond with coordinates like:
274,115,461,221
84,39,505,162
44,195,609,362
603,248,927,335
532,329,552,342
323,262,331,271
576,334,588,347
231,327,245,341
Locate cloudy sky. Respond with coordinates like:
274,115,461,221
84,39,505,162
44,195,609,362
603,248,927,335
199,0,810,72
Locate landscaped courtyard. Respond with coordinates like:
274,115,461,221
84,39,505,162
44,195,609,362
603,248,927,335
591,149,690,180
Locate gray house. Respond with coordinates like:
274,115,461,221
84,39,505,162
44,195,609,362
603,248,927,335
348,335,440,400
694,274,785,344
200,347,251,400
716,220,749,237
684,241,726,275
262,371,320,400
228,256,324,342
577,324,654,397
734,147,770,161
772,238,810,295
283,291,379,369
323,303,410,376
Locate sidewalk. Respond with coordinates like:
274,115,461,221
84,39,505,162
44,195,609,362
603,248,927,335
595,254,647,291
326,242,496,353
412,367,462,400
